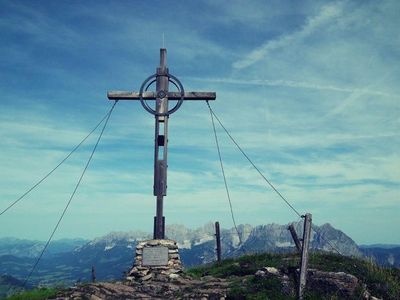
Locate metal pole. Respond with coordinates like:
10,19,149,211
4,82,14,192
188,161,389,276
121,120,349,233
288,224,302,252
153,48,169,239
298,213,312,300
215,221,222,262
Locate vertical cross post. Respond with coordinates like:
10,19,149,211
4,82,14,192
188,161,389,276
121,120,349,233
298,213,312,300
215,221,222,262
154,49,169,239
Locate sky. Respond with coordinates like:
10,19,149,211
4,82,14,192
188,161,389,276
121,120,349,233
0,0,399,245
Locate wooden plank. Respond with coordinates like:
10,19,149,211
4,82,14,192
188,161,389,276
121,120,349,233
107,91,152,100
288,224,302,252
175,92,216,100
107,91,216,100
298,213,312,300
215,221,222,262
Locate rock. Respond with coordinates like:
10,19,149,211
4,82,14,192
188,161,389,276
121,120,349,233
255,266,281,277
281,274,292,296
264,267,280,275
50,274,228,299
159,240,176,246
147,240,160,246
140,273,153,281
255,270,266,277
363,290,383,300
307,269,360,298
201,275,215,281
137,270,149,277
254,267,294,296
169,273,180,280
128,267,138,274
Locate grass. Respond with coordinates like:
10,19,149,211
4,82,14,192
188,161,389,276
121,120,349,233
228,276,295,300
187,252,299,279
4,288,59,300
309,252,400,299
186,252,400,300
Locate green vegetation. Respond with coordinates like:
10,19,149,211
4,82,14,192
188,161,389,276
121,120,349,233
187,252,400,300
309,252,400,299
3,288,59,300
228,275,294,300
0,275,25,299
4,252,399,299
187,252,299,278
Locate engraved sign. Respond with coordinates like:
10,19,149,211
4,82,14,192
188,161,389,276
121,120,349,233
142,246,169,266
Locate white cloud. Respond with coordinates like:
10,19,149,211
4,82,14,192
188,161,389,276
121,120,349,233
233,3,343,69
187,76,396,98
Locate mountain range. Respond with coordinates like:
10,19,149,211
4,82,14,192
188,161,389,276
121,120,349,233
0,222,398,291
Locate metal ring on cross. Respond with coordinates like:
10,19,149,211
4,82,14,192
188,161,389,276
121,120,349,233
139,73,185,116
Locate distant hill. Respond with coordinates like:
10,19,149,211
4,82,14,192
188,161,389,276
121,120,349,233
360,245,400,268
0,237,87,258
0,274,26,299
0,222,395,289
360,244,400,249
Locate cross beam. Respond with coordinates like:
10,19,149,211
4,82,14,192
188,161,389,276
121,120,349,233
107,48,216,239
107,91,216,101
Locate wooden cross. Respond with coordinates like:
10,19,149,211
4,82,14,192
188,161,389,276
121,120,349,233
107,48,216,239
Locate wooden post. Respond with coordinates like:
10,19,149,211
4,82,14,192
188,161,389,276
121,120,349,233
91,265,96,283
215,221,222,262
288,224,302,252
298,213,312,300
107,48,216,240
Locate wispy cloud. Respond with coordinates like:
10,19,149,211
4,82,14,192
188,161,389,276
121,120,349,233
187,76,395,98
233,3,343,69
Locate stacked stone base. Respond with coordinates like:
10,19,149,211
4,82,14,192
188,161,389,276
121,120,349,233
127,239,182,282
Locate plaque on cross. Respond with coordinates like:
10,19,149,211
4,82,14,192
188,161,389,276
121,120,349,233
107,48,216,239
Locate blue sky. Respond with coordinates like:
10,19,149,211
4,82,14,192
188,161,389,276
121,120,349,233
0,0,399,244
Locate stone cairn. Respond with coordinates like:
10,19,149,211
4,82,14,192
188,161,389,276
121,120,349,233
127,239,182,282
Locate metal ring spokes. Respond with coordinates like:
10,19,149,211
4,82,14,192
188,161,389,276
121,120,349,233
139,73,184,116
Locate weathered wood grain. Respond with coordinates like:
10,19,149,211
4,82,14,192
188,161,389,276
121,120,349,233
107,91,216,100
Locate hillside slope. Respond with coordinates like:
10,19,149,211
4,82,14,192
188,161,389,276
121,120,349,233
0,275,25,299
6,253,400,300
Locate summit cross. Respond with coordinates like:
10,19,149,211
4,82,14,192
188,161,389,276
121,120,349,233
107,48,216,239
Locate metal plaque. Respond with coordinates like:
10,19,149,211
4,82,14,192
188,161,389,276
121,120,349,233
142,246,169,266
